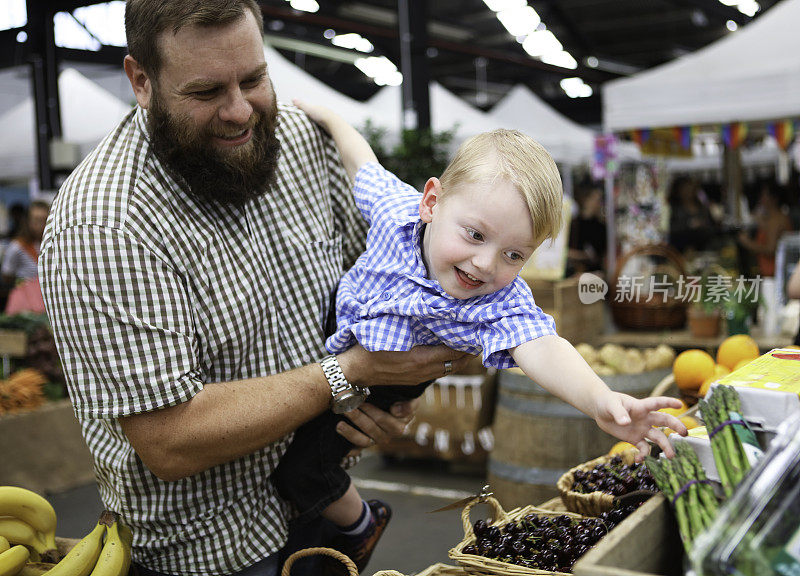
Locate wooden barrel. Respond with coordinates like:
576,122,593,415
487,367,670,509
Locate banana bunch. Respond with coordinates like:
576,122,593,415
0,486,58,563
0,490,131,576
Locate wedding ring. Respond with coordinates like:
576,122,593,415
443,360,453,375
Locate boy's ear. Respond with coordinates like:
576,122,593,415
419,177,442,223
124,55,153,109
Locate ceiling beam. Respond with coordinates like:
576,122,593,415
664,0,749,24
0,28,28,69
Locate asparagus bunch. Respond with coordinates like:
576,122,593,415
646,444,719,552
698,385,758,497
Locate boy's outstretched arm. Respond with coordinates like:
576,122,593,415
510,335,688,461
294,99,378,184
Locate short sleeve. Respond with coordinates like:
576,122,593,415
351,162,419,225
479,307,557,369
324,135,369,270
39,224,203,420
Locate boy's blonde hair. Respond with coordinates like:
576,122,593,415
438,129,563,244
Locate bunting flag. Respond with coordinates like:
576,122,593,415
631,128,651,147
670,126,694,149
721,122,748,149
767,120,796,151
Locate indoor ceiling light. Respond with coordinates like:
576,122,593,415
726,20,739,31
331,33,374,53
482,0,526,12
541,50,578,69
560,77,592,98
288,0,319,13
496,5,541,38
522,30,562,57
355,56,403,86
737,0,760,17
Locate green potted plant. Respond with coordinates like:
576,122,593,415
722,291,761,336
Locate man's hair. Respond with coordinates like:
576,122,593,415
439,129,564,244
125,0,264,79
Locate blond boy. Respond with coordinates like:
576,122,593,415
273,102,686,570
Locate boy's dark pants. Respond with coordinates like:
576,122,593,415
274,381,431,523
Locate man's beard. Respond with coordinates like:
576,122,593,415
146,90,281,208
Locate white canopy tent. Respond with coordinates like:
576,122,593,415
487,85,595,165
262,42,373,130
363,82,502,146
0,68,133,181
603,0,800,132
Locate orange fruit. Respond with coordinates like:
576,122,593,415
680,415,701,430
716,334,759,371
608,441,635,455
658,401,688,417
673,349,716,391
698,364,731,397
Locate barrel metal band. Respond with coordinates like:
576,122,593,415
497,392,586,418
488,458,567,486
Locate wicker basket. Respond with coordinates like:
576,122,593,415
448,496,583,575
609,244,688,330
281,547,357,576
555,450,645,517
373,564,469,576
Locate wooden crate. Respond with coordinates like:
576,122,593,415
572,494,684,576
0,399,95,493
523,276,605,345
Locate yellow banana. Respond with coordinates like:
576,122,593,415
89,521,129,576
41,522,104,576
0,545,30,576
0,537,9,554
0,519,49,555
0,488,57,550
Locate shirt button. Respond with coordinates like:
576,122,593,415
383,291,392,300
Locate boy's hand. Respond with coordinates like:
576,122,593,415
593,392,688,461
293,99,334,132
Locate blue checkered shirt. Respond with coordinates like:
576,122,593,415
326,162,557,369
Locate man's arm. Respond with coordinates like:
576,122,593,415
119,342,470,481
293,100,377,184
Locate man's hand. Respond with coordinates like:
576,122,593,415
337,343,473,388
593,392,688,461
336,398,420,448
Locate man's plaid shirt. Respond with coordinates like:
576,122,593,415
39,104,368,575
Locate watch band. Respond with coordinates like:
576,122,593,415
319,354,369,413
319,354,350,396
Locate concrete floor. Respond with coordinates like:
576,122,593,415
47,451,488,575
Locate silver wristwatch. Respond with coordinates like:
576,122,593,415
319,354,370,414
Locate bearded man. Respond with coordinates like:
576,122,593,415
38,2,468,575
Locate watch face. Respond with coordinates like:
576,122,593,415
333,391,366,414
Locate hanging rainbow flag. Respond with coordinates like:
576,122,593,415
671,126,693,149
767,120,795,150
721,122,748,149
631,128,651,147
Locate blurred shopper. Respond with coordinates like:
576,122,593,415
1,200,49,285
738,181,792,277
668,175,714,254
568,182,607,275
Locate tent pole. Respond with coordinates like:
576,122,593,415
398,0,430,131
27,2,61,191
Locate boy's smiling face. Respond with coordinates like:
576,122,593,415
419,176,539,300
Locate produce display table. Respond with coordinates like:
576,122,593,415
0,399,94,493
597,326,790,353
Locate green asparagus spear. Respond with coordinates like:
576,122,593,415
700,397,734,497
